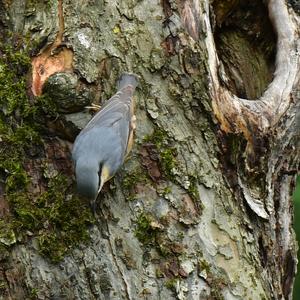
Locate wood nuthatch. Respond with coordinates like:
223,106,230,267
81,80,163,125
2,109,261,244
72,73,138,212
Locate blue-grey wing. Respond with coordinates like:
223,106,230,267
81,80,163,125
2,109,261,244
72,126,124,168
75,86,134,156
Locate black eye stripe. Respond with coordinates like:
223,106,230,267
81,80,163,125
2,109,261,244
98,164,102,180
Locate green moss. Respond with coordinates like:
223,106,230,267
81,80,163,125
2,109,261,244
160,148,177,180
122,170,149,201
26,0,53,8
156,268,164,278
177,231,184,240
135,213,186,260
157,243,172,257
143,128,167,146
29,287,38,300
135,213,157,244
0,46,30,113
0,37,94,263
143,128,178,180
163,186,171,195
122,171,145,190
135,213,170,252
164,278,177,290
198,259,211,273
8,175,94,262
187,175,200,202
35,93,60,117
0,43,36,193
0,220,16,246
0,280,7,294
198,258,229,299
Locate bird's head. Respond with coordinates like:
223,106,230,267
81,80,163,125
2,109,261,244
75,161,99,200
75,158,111,201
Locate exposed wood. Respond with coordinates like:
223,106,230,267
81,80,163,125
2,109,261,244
31,0,73,96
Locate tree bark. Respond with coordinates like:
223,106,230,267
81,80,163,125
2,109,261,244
0,0,299,299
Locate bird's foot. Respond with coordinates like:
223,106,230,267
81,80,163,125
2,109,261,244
130,115,136,130
85,103,101,111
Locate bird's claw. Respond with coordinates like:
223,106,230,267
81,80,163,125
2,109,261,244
85,103,101,111
131,115,136,130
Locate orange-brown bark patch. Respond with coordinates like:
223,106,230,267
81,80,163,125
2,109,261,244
31,0,74,96
31,48,73,96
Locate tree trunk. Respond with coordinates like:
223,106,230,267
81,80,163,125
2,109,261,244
0,0,299,299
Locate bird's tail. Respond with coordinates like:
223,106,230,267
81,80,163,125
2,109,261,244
117,73,138,90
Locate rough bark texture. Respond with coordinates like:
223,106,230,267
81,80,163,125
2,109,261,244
0,0,299,299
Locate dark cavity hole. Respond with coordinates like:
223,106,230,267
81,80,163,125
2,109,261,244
212,0,276,99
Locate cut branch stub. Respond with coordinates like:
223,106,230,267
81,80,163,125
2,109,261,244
32,48,73,96
31,0,74,96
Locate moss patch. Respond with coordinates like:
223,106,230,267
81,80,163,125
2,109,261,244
142,128,178,181
135,213,158,245
187,175,200,202
134,212,186,259
0,38,94,262
164,278,177,290
122,169,149,201
135,212,172,256
9,175,94,262
160,148,178,180
198,258,228,300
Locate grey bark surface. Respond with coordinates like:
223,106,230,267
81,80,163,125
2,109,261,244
1,0,299,299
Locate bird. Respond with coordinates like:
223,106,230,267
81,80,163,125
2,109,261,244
72,73,138,213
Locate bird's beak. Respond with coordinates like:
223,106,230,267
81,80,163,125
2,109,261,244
91,179,104,215
98,177,105,194
91,166,110,215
